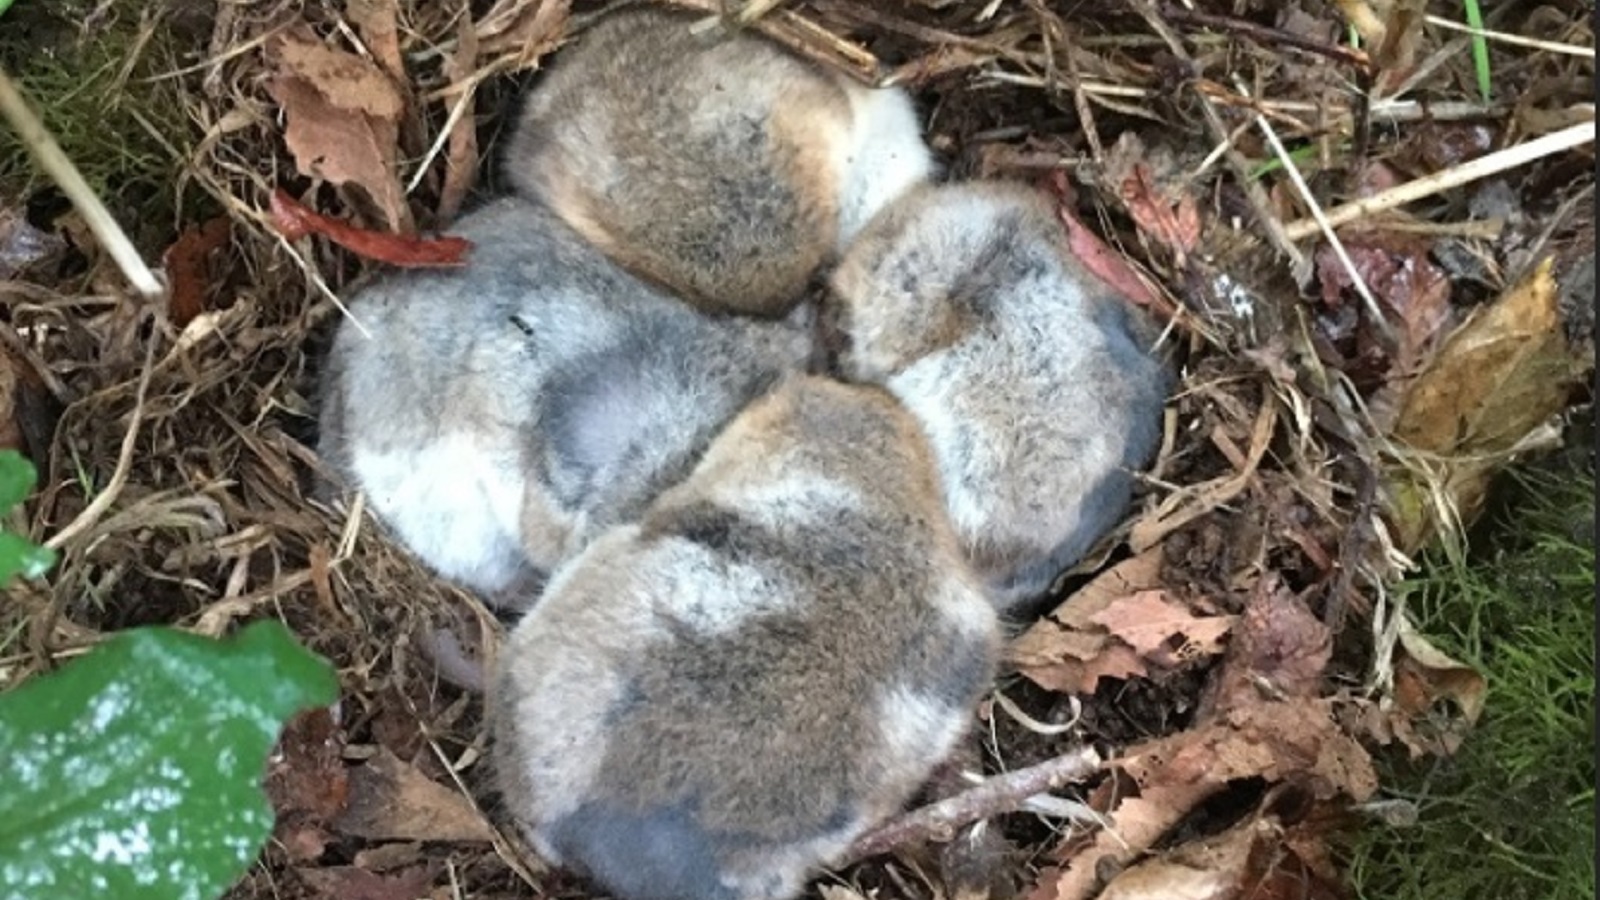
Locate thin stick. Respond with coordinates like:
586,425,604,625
1160,3,1371,68
841,746,1102,865
0,66,164,300
1236,77,1391,341
1126,0,1309,279
1423,13,1595,58
1283,120,1597,240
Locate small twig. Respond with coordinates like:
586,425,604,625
1283,120,1598,240
1423,13,1595,58
0,66,164,300
1160,2,1372,69
841,746,1103,866
1235,77,1392,342
1125,0,1309,280
981,72,1512,126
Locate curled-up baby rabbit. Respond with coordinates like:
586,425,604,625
317,197,810,608
504,7,935,318
493,375,999,900
831,181,1173,612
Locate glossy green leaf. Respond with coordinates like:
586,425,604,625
0,620,340,900
0,450,55,583
0,531,55,582
0,449,37,514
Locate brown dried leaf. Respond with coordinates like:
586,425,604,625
267,28,410,232
346,0,405,87
1118,699,1377,802
265,707,350,822
1314,237,1452,372
1088,589,1232,660
272,31,403,119
269,189,469,267
1028,783,1214,900
296,864,438,900
1388,257,1591,551
437,12,482,222
1047,172,1170,319
1007,549,1167,693
1205,575,1330,713
333,745,494,843
161,216,231,328
1394,621,1485,724
1096,816,1266,900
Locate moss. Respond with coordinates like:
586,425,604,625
1346,457,1596,899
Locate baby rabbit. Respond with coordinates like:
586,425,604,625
830,181,1173,612
503,6,935,318
493,375,999,900
317,196,811,608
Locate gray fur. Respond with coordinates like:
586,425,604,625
493,376,999,900
831,181,1173,611
317,197,810,608
503,7,933,318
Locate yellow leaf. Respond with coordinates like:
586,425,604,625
1387,258,1591,552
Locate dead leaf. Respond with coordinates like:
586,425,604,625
353,842,427,873
162,216,232,328
1087,589,1232,661
1358,615,1490,756
1314,237,1452,373
1394,619,1485,724
272,31,403,119
1117,699,1378,803
1007,549,1166,693
333,745,494,843
1371,0,1427,87
267,27,411,232
1204,575,1330,714
1388,257,1592,551
1099,811,1344,900
436,13,481,222
269,190,470,268
1096,816,1267,900
296,864,438,900
1029,783,1214,900
1046,172,1172,321
1099,132,1201,268
265,707,350,822
347,0,405,87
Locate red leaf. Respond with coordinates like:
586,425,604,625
269,189,471,268
161,216,232,328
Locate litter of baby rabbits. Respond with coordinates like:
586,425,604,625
0,1,1591,900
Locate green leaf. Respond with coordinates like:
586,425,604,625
0,620,340,900
0,449,37,516
0,451,56,583
0,0,12,18
0,532,55,583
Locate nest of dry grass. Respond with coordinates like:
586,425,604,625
0,1,1593,898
